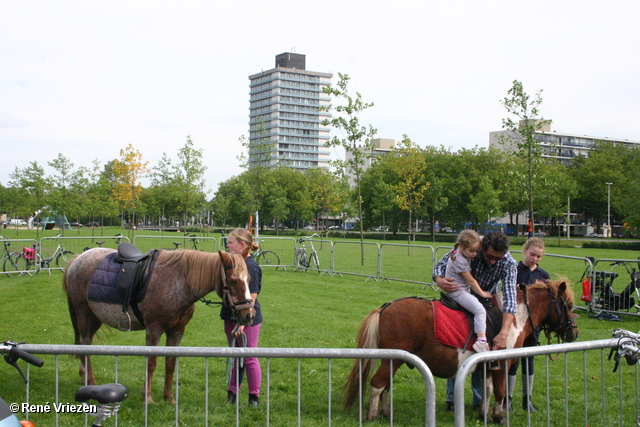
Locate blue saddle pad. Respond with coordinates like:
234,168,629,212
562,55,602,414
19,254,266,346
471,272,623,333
88,252,127,304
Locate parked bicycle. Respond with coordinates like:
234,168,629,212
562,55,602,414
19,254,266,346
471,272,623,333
254,242,281,271
220,231,280,270
295,234,321,271
1,236,18,276
2,234,74,276
184,233,199,250
0,340,128,426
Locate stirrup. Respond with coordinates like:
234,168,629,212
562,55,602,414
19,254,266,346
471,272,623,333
118,312,132,331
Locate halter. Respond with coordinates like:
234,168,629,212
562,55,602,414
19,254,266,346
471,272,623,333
525,283,578,344
220,261,253,312
199,258,253,314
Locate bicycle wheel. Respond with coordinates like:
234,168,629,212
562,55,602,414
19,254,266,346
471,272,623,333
311,251,320,270
3,252,27,277
256,250,280,271
55,250,75,271
298,249,310,269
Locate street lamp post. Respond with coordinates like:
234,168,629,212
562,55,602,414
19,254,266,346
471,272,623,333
606,182,612,238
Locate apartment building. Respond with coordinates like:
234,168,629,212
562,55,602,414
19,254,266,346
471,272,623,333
248,53,333,170
489,120,640,165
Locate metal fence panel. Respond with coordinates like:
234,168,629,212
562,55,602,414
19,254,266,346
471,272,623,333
379,243,435,285
132,234,218,252
6,345,436,427
332,241,380,279
255,237,297,270
453,338,638,427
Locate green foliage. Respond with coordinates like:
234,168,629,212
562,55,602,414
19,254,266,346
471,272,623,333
569,141,633,232
582,240,640,251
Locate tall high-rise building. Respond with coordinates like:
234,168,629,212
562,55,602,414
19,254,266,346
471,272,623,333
248,53,333,170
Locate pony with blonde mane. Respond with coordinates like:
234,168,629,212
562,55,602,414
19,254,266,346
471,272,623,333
63,247,254,403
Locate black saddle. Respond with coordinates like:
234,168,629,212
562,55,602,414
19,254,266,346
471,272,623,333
114,243,158,330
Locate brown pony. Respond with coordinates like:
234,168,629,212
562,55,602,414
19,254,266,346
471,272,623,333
345,279,578,423
63,248,254,403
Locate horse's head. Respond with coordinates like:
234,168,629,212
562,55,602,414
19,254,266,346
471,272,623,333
218,251,256,326
527,279,579,343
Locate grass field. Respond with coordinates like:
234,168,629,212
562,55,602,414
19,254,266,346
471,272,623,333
1,228,639,426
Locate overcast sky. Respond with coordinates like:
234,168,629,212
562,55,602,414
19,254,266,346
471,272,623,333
2,1,639,196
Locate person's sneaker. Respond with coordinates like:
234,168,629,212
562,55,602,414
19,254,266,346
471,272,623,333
445,401,454,412
249,394,260,406
226,391,236,404
472,340,490,353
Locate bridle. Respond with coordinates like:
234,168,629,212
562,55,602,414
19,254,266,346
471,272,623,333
199,257,253,315
219,260,253,312
523,283,578,344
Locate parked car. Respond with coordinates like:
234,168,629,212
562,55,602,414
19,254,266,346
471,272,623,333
85,221,101,227
328,225,340,230
9,219,27,226
69,222,84,227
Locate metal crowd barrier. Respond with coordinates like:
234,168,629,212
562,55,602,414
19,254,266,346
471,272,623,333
453,338,637,427
8,344,436,427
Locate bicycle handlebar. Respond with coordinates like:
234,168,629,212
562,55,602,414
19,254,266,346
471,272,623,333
2,340,44,367
1,340,44,383
609,329,640,371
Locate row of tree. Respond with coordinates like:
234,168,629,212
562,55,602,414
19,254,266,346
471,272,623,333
212,137,639,238
2,77,639,237
1,137,208,228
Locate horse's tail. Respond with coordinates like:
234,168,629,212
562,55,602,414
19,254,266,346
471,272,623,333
62,257,81,346
344,307,381,412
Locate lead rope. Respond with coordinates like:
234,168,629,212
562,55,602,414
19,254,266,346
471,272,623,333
226,331,247,385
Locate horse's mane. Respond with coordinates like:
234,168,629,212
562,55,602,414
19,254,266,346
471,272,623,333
528,278,576,305
156,250,247,297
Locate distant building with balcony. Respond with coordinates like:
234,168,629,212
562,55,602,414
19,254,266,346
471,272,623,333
489,120,640,165
248,53,333,170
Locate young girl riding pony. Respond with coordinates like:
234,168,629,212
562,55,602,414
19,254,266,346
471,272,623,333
444,230,493,352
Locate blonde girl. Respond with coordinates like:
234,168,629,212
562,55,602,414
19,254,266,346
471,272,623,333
444,230,493,352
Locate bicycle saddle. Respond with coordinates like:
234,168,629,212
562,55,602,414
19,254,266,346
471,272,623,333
75,383,129,404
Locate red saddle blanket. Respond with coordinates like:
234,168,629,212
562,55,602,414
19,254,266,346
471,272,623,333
432,300,475,349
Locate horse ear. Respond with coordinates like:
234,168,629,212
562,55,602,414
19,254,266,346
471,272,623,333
218,251,230,264
558,280,567,295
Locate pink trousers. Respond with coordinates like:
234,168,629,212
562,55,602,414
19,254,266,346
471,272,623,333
224,321,262,395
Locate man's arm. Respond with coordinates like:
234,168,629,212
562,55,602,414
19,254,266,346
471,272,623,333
462,271,492,298
492,312,515,350
492,255,518,350
433,252,459,293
